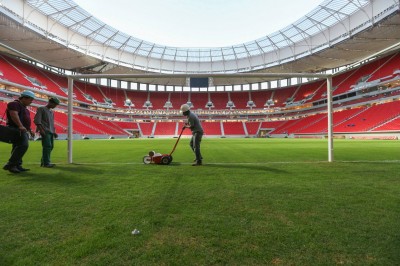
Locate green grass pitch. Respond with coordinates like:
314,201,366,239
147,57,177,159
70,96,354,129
1,138,399,265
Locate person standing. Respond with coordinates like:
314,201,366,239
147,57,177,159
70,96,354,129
180,104,204,166
34,97,60,168
3,90,35,173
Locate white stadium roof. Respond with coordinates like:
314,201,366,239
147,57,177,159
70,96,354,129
0,0,400,85
24,0,368,62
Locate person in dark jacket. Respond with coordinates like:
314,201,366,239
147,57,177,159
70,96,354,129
3,90,35,173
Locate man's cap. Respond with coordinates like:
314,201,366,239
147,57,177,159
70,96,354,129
180,104,190,113
20,90,35,99
49,97,60,105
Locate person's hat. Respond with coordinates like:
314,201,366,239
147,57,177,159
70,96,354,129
180,104,190,113
49,97,60,105
20,90,35,99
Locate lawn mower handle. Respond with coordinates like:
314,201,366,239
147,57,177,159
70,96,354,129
169,126,185,155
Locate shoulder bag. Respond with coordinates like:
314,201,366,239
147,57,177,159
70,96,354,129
0,109,21,144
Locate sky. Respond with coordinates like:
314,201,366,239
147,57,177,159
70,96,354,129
74,0,323,48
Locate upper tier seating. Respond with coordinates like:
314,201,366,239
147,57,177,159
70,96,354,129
99,86,126,108
190,93,210,109
293,81,327,103
39,72,91,104
210,93,229,109
169,92,189,109
75,83,105,106
0,55,38,87
148,92,169,109
272,87,297,107
252,90,274,108
125,91,149,109
331,52,400,96
229,92,249,109
368,52,400,81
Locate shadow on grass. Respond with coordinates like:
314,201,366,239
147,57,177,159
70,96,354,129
160,161,288,174
19,173,82,184
52,164,105,174
164,162,182,167
203,163,288,173
0,255,11,266
12,165,105,184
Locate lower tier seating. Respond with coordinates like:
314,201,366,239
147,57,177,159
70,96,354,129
1,101,399,137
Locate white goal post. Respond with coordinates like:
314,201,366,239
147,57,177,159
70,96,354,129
67,73,334,163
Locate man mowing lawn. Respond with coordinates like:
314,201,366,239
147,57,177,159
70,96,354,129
181,104,204,166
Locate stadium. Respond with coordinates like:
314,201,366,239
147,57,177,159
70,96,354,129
0,0,399,264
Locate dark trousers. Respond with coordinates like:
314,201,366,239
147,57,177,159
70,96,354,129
8,132,29,167
41,132,54,165
190,131,203,162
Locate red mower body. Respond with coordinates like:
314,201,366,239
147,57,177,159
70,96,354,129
143,152,172,165
142,127,185,165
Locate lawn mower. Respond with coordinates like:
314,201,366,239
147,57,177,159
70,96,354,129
143,127,185,165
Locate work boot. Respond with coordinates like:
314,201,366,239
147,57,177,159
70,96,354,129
8,166,21,173
17,166,30,172
192,161,202,166
42,164,56,168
